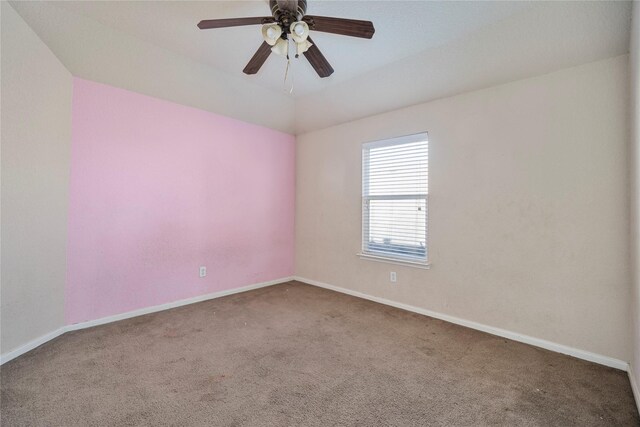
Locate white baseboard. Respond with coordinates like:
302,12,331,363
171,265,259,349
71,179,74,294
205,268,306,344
1,276,293,365
0,327,67,366
629,364,640,414
2,275,630,376
293,276,629,371
65,276,293,332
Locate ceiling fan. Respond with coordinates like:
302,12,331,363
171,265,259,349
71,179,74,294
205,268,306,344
197,0,375,78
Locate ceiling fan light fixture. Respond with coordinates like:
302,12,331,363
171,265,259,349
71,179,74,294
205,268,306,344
261,23,282,46
295,39,313,57
290,21,309,43
271,38,289,56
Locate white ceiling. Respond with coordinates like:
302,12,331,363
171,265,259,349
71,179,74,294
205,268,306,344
296,0,633,132
9,1,633,133
41,0,535,96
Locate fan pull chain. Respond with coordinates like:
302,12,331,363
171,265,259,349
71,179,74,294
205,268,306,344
283,40,294,94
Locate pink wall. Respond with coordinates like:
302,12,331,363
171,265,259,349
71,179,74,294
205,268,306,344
66,78,295,324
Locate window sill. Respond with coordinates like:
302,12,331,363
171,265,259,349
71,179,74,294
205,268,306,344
357,253,431,269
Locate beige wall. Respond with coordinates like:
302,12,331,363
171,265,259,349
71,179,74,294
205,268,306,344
296,55,631,361
630,0,640,396
1,3,72,354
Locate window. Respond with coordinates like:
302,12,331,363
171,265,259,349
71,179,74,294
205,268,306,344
361,133,428,265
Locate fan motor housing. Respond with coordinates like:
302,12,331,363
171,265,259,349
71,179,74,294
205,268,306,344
270,0,307,28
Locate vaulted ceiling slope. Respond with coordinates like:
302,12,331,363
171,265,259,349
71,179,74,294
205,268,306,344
296,1,632,133
10,1,632,134
10,1,296,133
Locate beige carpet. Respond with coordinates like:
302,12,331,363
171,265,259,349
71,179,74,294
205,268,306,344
1,281,638,426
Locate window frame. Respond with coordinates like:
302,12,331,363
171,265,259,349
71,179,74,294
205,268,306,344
359,132,430,268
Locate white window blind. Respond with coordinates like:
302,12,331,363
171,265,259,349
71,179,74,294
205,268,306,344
362,133,428,263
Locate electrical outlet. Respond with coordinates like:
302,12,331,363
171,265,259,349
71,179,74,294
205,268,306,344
390,272,397,283
199,266,206,278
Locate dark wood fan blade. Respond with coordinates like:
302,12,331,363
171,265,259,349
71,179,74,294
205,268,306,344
303,37,334,78
243,42,272,75
197,17,274,30
302,15,375,39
